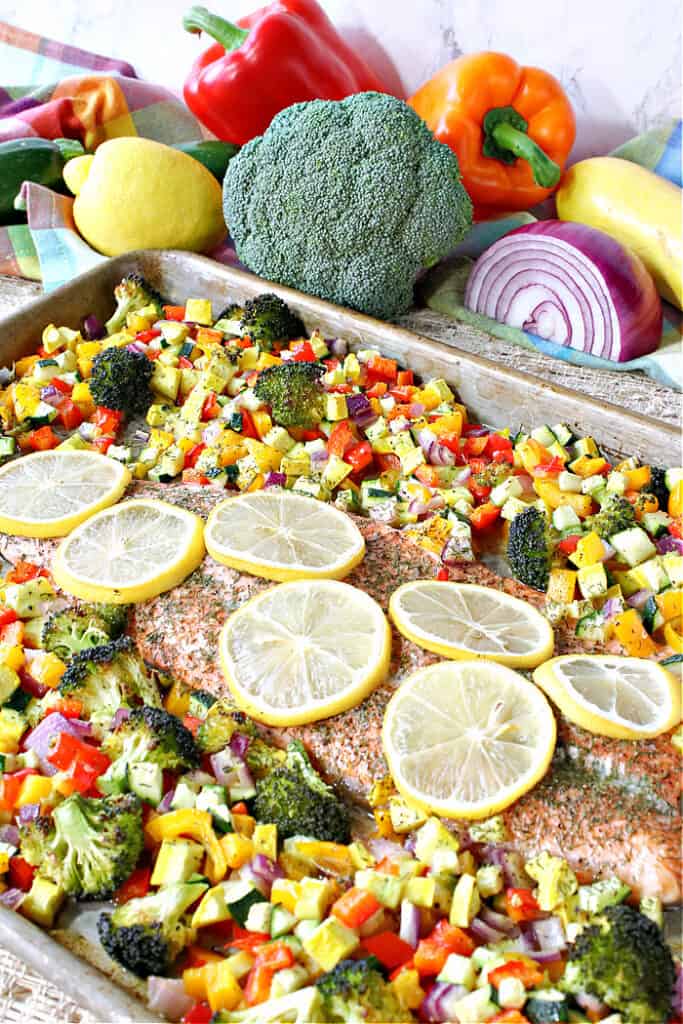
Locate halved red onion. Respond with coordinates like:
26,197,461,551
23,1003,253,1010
230,732,251,759
0,825,20,848
399,899,420,949
17,803,40,824
627,588,654,609
465,221,662,361
147,976,194,1022
82,314,105,341
24,713,89,775
157,788,176,814
264,471,286,488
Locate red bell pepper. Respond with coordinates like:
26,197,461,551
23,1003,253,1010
505,887,543,922
5,561,46,584
184,443,206,469
0,607,18,629
201,392,221,421
244,963,275,1006
51,377,73,395
414,920,475,976
92,406,123,435
47,732,111,793
114,866,152,904
327,419,355,458
361,931,414,970
436,566,450,581
463,434,489,457
26,426,60,451
489,960,545,989
182,1,390,145
557,534,582,555
136,328,161,343
46,698,84,719
91,436,114,454
182,1004,213,1024
9,855,35,891
0,769,38,812
366,355,398,382
163,305,186,322
56,400,83,431
491,1012,532,1024
345,441,373,474
669,517,683,539
290,340,317,362
470,501,501,530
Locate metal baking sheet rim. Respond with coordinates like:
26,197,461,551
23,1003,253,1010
0,250,678,1023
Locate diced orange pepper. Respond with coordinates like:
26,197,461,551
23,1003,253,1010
332,887,382,929
656,590,683,622
534,479,593,516
612,609,657,657
624,466,651,491
414,921,475,976
491,1011,532,1024
489,960,545,989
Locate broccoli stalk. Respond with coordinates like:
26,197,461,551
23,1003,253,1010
97,880,208,977
105,274,164,335
315,957,413,1022
254,361,325,429
238,294,306,350
253,740,350,844
562,904,675,1024
507,506,552,591
88,346,154,417
100,705,199,794
223,92,472,320
20,792,143,900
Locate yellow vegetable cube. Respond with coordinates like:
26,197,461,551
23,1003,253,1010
517,439,551,472
568,455,609,477
430,411,463,438
71,380,95,413
403,876,436,908
613,609,657,657
392,969,425,1011
656,589,682,621
221,833,254,869
547,569,577,604
252,410,273,439
183,965,211,1001
303,918,359,971
232,813,255,837
294,877,334,920
0,708,28,753
185,299,213,325
29,651,66,689
0,643,24,672
271,878,302,913
450,874,481,927
569,531,605,568
16,774,53,808
207,960,243,1012
255,353,281,371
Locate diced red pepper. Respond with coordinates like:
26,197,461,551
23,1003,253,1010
51,377,73,395
332,887,382,929
244,963,275,1006
327,419,355,458
505,887,543,922
388,387,415,403
531,456,565,477
184,443,206,470
493,448,514,464
361,931,414,970
182,1003,213,1024
114,865,152,904
345,440,373,474
397,369,414,386
201,392,220,421
290,341,317,362
438,434,464,458
669,517,683,539
231,801,248,815
365,381,387,398
436,567,449,581
178,355,194,369
91,435,114,454
489,960,545,989
239,408,259,439
0,607,18,629
9,856,36,891
27,426,60,451
366,355,398,382
414,465,442,489
463,435,489,457
5,562,46,584
163,305,186,322
182,715,202,737
470,501,501,530
136,328,161,343
0,769,38,811
414,920,475,976
375,453,401,474
181,469,211,486
468,477,492,503
18,667,46,698
47,732,110,780
557,535,582,555
92,406,123,435
56,400,83,431
389,960,415,982
254,941,295,971
45,698,84,719
297,428,326,442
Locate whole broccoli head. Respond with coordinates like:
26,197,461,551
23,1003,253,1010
97,879,208,977
239,294,306,350
588,493,636,540
88,346,154,417
105,274,164,335
196,699,256,754
41,609,111,661
53,636,161,734
254,361,325,429
100,704,199,794
507,505,552,591
253,740,350,844
20,792,143,900
223,92,472,320
316,957,412,1023
562,904,675,1024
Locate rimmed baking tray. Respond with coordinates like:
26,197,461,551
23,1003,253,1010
0,250,678,1023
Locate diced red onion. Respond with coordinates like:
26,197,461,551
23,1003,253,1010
399,899,420,949
417,428,438,456
229,732,251,759
0,888,25,910
389,416,410,434
408,403,425,417
0,825,20,847
346,393,372,421
147,976,194,1022
427,495,445,511
452,466,471,484
210,748,238,787
408,497,430,518
68,719,93,740
232,761,254,797
673,963,683,1016
469,915,507,944
600,540,615,561
657,535,683,555
531,947,565,963
530,915,566,951
83,314,105,340
627,588,653,609
576,991,609,1015
24,714,89,775
465,220,662,362
354,408,379,430
601,597,622,620
39,385,62,406
463,426,489,437
78,422,98,441
483,846,531,887
328,338,347,358
368,838,409,862
515,473,535,495
430,442,457,467
125,341,147,355
359,908,390,938
110,707,131,730
264,471,286,488
251,854,284,885
132,428,150,444
157,788,176,814
310,448,329,467
478,904,518,935
17,803,40,824
234,862,270,896
419,982,468,1022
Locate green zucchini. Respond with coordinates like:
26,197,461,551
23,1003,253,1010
525,990,570,1023
173,140,240,182
0,137,84,223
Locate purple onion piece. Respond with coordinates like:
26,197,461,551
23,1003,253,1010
264,471,287,488
409,402,425,418
328,338,347,358
229,732,251,759
210,748,238,786
673,963,683,1016
482,846,531,887
657,535,683,555
399,900,420,949
469,915,507,944
23,714,90,775
530,915,566,951
83,314,105,340
250,854,284,886
110,707,131,730
147,976,194,1022
478,904,518,934
368,838,409,862
346,392,372,420
601,597,623,620
530,947,565,963
157,788,176,814
627,588,654,609
67,719,93,739
419,982,468,1022
17,803,40,824
0,825,20,848
576,991,609,1015
235,862,270,897
0,888,25,910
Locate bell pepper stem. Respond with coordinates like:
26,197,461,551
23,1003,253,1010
490,121,561,188
183,5,250,51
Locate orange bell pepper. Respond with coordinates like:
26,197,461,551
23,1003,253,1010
408,52,575,216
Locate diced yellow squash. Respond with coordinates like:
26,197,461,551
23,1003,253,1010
71,380,95,414
232,813,255,837
547,569,577,604
183,965,211,1001
389,795,428,834
0,643,24,672
271,878,302,913
613,609,657,656
185,299,213,325
252,410,273,438
294,877,334,920
220,833,254,869
28,651,66,689
517,439,551,472
450,873,481,927
0,708,27,754
534,479,593,516
392,969,425,1011
255,353,281,371
244,438,282,473
20,876,65,927
303,918,359,971
569,531,605,569
207,960,243,1012
16,774,53,808
403,876,436,908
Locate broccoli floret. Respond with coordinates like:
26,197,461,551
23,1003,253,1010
474,462,511,488
316,957,413,1022
105,274,164,335
649,467,669,510
20,792,143,900
238,294,305,350
253,740,350,844
54,637,161,734
213,302,245,334
588,493,636,540
246,737,286,778
254,361,325,429
97,880,207,977
88,347,153,417
84,602,130,638
188,689,217,720
223,92,472,321
100,705,199,793
41,609,111,660
562,904,675,1024
507,506,552,591
196,699,256,754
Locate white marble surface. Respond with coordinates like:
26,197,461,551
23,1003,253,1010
0,0,680,159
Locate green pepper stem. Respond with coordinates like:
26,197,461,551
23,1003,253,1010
491,121,561,188
183,5,250,51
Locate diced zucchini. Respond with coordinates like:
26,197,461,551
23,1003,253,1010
500,496,529,522
577,877,630,914
641,511,671,538
558,471,582,493
552,505,581,531
490,476,523,507
606,471,627,494
196,784,233,833
244,900,273,934
171,778,199,810
531,425,556,447
354,869,403,909
438,952,476,989
551,423,574,446
575,610,606,641
128,762,163,805
270,904,297,938
20,875,65,927
631,557,670,593
151,839,205,886
0,436,16,460
610,527,656,567
525,990,570,1023
0,665,20,705
577,563,607,599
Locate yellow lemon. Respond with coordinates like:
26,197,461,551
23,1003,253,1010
65,137,225,257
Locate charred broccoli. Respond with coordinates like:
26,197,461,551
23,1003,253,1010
649,467,670,511
105,274,164,335
85,602,130,638
254,361,325,428
253,740,350,843
213,302,245,335
588,493,636,540
316,957,412,1023
507,505,552,591
88,346,153,417
562,904,675,1024
41,609,111,660
48,637,161,734
20,792,143,900
196,699,256,754
97,879,208,977
100,704,199,794
239,294,306,350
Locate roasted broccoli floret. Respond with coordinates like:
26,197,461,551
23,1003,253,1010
88,346,154,417
246,737,286,778
41,609,111,660
473,462,511,488
649,467,670,511
239,294,305,350
316,957,413,1022
20,792,143,900
105,274,164,335
52,637,161,733
562,904,675,1024
507,506,552,591
213,302,245,334
223,92,472,320
84,602,130,638
196,698,257,754
588,493,636,540
254,361,325,428
97,880,207,977
100,705,199,793
253,740,350,843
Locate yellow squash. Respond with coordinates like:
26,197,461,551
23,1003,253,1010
65,137,225,257
556,156,683,309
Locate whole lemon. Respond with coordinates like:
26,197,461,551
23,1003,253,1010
66,137,225,256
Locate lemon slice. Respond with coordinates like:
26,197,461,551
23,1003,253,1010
389,580,554,669
383,660,556,819
0,450,131,538
53,498,205,604
533,654,681,739
219,579,391,726
205,491,365,581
